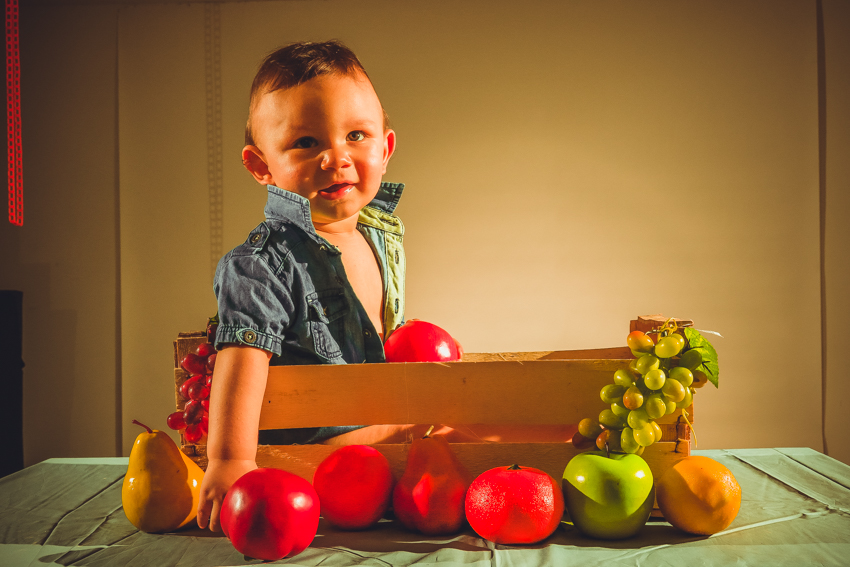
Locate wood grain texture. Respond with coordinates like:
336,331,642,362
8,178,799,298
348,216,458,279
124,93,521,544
259,358,692,429
247,440,690,487
259,358,624,428
462,347,632,362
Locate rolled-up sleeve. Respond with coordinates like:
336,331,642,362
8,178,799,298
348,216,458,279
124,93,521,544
213,251,292,356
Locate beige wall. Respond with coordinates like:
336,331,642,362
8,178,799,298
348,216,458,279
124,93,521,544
3,0,847,465
0,4,120,463
117,3,215,455
824,0,850,466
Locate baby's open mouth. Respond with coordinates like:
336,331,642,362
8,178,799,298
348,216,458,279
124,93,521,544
318,183,354,200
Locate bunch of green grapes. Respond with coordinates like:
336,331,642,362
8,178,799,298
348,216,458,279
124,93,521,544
572,323,706,454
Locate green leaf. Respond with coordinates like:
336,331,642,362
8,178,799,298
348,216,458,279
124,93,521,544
682,327,719,388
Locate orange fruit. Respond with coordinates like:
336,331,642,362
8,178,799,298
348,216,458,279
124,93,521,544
656,456,741,535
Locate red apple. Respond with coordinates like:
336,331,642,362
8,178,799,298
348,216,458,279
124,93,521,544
312,445,394,530
383,320,461,363
221,468,320,560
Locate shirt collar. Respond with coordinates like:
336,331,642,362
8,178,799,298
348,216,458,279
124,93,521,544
264,182,405,239
264,185,319,241
369,182,405,214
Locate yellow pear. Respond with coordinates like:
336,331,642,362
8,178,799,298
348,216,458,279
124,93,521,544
122,419,204,533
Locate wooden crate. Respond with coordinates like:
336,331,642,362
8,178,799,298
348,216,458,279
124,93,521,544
173,315,694,489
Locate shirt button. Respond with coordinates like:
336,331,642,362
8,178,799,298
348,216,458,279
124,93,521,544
250,233,262,245
364,329,371,337
336,276,344,285
243,330,257,344
320,245,327,251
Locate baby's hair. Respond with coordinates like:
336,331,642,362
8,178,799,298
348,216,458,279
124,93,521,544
245,40,390,146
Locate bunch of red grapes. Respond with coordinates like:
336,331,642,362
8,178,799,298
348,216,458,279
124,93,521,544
167,342,217,443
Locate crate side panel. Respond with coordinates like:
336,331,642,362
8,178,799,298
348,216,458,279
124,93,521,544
253,441,689,492
259,359,632,429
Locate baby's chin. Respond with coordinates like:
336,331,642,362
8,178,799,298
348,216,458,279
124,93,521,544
310,189,380,224
309,202,366,230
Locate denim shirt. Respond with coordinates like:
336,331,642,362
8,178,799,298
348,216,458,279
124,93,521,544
213,182,406,444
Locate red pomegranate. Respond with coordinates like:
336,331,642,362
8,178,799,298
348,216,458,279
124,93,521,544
383,319,462,363
465,465,564,544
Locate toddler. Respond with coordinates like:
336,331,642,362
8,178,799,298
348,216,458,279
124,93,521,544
196,41,572,532
196,40,404,531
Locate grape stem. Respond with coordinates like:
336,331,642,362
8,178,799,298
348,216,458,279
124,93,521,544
653,317,678,339
680,409,698,448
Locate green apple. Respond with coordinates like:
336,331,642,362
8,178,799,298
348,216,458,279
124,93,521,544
562,450,654,539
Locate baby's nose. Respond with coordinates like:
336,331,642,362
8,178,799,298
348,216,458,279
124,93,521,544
320,147,353,169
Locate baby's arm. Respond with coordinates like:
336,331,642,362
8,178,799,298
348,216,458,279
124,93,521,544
196,344,272,531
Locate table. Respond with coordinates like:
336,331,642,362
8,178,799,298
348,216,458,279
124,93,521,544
1,448,849,566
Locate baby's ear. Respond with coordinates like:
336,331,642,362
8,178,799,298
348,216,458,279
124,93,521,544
242,145,274,185
382,130,396,174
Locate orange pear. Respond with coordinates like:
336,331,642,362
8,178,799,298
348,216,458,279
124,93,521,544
122,420,204,533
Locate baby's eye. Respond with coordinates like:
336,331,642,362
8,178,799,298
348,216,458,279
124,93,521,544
346,131,366,142
293,137,318,149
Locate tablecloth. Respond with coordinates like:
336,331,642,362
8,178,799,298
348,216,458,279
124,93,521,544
1,448,849,566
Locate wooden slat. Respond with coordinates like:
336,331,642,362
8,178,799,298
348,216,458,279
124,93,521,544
462,347,631,362
247,441,690,487
462,352,555,362
261,359,615,429
259,358,692,430
188,431,693,472
537,347,634,360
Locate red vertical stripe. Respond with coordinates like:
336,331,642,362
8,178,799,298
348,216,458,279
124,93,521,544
6,0,22,226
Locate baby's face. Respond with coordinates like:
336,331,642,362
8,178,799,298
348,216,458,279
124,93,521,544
247,73,394,229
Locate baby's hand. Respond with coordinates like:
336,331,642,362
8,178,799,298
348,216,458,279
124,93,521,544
197,458,257,532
